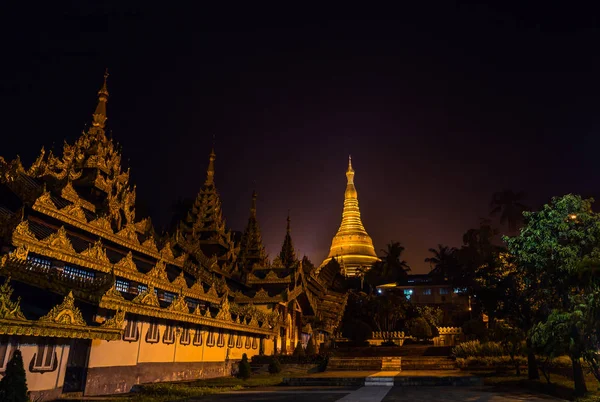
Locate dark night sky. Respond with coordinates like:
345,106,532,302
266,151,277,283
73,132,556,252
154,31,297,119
2,3,600,273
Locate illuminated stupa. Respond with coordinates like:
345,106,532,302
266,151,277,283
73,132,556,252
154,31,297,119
320,156,379,277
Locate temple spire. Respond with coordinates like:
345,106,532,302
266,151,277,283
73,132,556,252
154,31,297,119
279,212,296,268
320,156,378,277
205,147,216,185
92,69,109,129
250,189,257,218
237,189,267,271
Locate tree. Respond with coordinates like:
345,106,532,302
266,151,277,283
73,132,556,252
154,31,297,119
490,189,528,233
381,241,411,281
407,317,433,340
0,349,28,402
305,337,317,356
292,341,305,358
237,353,251,379
505,194,600,395
268,356,281,374
425,244,458,280
373,293,408,342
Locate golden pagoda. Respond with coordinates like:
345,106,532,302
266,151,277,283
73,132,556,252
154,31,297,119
320,156,379,277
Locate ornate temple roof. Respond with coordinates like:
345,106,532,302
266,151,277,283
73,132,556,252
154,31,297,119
237,190,268,272
320,156,379,277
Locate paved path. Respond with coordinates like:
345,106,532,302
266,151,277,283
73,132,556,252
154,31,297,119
191,385,566,402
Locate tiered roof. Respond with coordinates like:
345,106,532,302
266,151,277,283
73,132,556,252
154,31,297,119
236,191,268,272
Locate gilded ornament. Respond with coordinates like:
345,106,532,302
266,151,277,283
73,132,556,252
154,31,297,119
142,235,158,253
115,251,137,272
101,310,125,329
206,284,218,298
204,308,212,318
189,281,204,295
254,288,269,298
132,285,160,307
33,191,57,210
13,245,29,261
248,316,259,328
89,216,113,233
193,305,202,315
43,226,76,254
61,201,87,222
14,220,37,241
160,241,175,260
80,239,110,264
167,295,189,313
116,223,140,245
39,291,86,326
0,278,26,320
102,282,125,301
171,271,188,289
147,259,168,282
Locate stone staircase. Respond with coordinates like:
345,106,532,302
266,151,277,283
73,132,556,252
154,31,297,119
327,357,383,371
401,357,457,371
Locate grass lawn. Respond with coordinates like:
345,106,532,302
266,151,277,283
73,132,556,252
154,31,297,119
86,374,284,402
475,371,600,401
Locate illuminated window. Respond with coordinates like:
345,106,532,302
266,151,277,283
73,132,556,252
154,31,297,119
64,265,95,281
217,331,225,347
162,292,175,303
116,279,129,293
193,328,203,346
27,255,51,270
454,288,466,294
187,299,198,310
236,334,243,348
0,336,11,371
137,284,148,294
146,322,160,343
33,341,56,371
123,320,139,341
423,289,432,295
180,327,191,345
207,331,215,347
252,337,258,350
163,325,175,344
228,333,235,348
440,288,449,295
403,289,413,300
245,335,251,349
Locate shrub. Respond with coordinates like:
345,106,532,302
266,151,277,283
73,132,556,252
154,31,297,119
292,341,305,358
305,337,317,356
0,349,28,402
268,357,281,374
452,340,508,358
462,318,488,341
455,355,527,369
237,353,251,379
342,318,372,345
318,356,329,372
407,317,433,340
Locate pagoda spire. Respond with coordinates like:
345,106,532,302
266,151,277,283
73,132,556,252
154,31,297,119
320,156,378,277
205,147,216,186
237,189,267,271
92,69,109,129
279,212,297,268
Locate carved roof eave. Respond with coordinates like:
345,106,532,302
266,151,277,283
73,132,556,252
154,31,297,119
31,201,183,267
11,230,220,305
233,294,284,304
0,318,122,340
99,295,276,336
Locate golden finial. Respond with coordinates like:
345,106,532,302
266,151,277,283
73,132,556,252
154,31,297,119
205,146,216,185
250,189,257,218
92,68,109,129
286,211,291,234
347,155,354,172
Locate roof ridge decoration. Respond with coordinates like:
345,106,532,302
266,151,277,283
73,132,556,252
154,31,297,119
39,291,86,326
204,308,212,318
142,234,158,253
43,226,76,254
101,310,125,330
61,199,87,222
171,271,188,289
147,259,168,282
115,251,137,272
167,293,189,313
265,270,279,280
89,216,113,233
160,241,175,260
102,282,126,301
81,239,110,265
14,221,36,242
33,190,57,210
117,223,140,245
189,280,205,295
255,288,269,298
215,292,231,321
193,305,202,316
0,277,26,320
60,181,96,213
12,245,29,262
132,284,160,307
206,283,218,298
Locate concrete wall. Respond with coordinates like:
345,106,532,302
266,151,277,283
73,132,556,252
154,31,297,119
0,336,70,402
84,319,264,396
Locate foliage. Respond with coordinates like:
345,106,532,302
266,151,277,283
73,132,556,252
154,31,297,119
425,244,459,281
455,355,527,369
0,349,28,402
462,318,488,341
490,189,528,233
318,356,329,372
406,317,432,340
305,337,317,356
237,353,251,379
365,241,410,287
416,306,443,337
452,340,512,358
506,194,600,396
373,293,407,336
292,341,305,358
252,354,325,365
267,357,281,374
